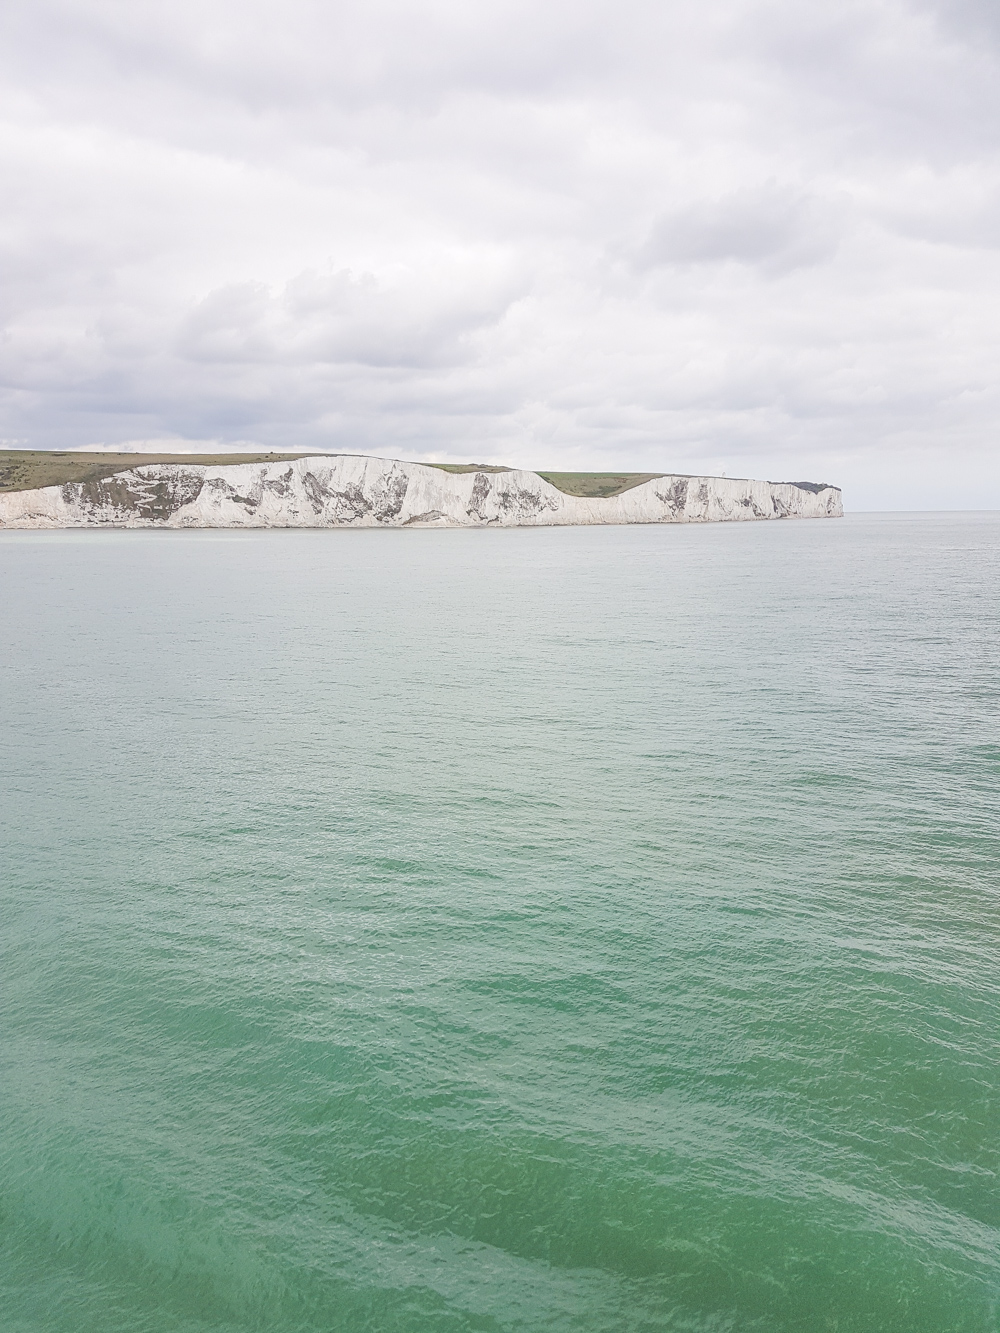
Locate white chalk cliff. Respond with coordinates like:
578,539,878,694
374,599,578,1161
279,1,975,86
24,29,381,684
0,455,842,529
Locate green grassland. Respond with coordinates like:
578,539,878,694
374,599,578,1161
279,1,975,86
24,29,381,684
0,449,668,499
425,464,666,495
0,450,311,495
535,471,666,498
423,463,513,475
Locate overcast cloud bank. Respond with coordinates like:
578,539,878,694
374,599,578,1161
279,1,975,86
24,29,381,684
2,0,999,507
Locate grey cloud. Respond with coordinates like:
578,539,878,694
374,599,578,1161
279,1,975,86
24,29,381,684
174,268,522,368
918,0,1000,47
876,180,1000,251
637,185,844,274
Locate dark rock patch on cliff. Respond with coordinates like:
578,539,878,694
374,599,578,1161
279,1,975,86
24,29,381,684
64,468,205,521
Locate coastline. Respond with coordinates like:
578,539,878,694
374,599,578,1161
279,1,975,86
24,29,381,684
0,454,843,529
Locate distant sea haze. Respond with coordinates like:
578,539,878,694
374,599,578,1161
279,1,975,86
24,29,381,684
1,514,995,1333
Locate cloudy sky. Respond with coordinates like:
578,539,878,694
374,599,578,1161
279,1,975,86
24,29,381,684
2,0,999,506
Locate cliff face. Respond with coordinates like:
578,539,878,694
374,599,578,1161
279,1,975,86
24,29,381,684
0,455,843,529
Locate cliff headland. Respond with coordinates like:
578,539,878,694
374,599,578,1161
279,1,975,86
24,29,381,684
0,451,843,529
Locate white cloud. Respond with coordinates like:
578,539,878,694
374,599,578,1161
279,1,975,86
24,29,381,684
0,0,999,504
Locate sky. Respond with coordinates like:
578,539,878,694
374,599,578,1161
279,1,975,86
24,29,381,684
2,0,999,507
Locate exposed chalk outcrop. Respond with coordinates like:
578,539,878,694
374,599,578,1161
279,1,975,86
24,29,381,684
0,455,843,529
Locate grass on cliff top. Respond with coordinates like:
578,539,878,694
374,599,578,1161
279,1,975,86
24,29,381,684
424,464,666,496
535,471,666,498
425,465,669,497
0,449,314,494
424,463,513,475
0,450,675,499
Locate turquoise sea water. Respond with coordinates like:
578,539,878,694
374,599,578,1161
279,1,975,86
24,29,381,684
1,514,998,1333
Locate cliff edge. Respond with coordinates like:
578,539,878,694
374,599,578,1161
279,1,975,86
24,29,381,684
0,454,843,529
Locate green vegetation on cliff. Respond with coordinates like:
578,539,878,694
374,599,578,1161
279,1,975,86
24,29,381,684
0,450,674,500
0,450,309,495
425,464,667,496
535,471,665,498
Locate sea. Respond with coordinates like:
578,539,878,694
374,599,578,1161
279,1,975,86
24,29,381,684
1,513,998,1333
